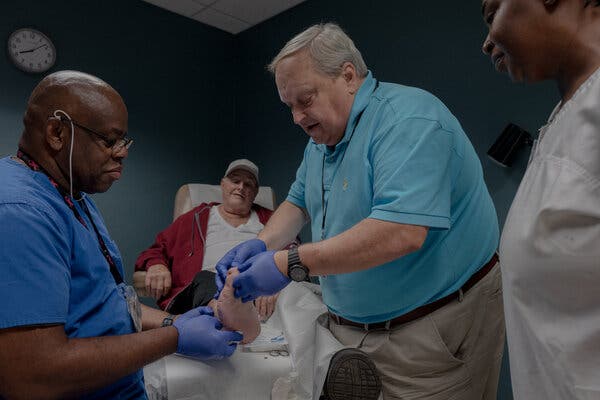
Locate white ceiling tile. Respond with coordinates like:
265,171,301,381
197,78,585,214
142,0,205,17
191,0,217,5
192,7,251,34
141,0,307,34
211,0,305,25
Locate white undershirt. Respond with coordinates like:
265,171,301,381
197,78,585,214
201,207,264,273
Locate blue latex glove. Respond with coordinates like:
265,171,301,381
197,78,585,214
173,306,243,360
233,250,291,303
214,238,266,297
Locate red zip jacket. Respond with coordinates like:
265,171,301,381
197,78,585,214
135,202,273,310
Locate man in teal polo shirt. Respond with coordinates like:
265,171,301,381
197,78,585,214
216,23,504,400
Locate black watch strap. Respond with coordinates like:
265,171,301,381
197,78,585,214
287,247,309,282
288,247,301,266
161,314,175,327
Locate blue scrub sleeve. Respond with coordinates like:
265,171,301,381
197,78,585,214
369,117,453,229
0,203,71,329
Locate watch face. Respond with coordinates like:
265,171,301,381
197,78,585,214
289,265,307,282
7,28,56,73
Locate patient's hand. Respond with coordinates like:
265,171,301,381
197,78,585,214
255,293,279,322
214,268,261,344
146,264,172,299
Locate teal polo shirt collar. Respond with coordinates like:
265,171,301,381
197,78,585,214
313,71,377,154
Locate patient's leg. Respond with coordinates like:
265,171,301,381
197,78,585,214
213,267,260,344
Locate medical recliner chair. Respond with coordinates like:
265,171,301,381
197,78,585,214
132,183,277,297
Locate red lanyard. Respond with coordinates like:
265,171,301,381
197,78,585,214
17,149,123,284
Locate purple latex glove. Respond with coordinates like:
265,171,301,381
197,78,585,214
233,250,291,303
173,306,243,360
214,238,266,297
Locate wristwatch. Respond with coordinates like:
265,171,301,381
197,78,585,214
161,314,175,327
287,247,309,282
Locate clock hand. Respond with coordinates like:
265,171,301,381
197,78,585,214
18,44,48,54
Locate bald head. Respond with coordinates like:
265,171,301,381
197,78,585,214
18,70,129,195
23,70,125,137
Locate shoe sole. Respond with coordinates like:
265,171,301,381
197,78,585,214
324,348,381,400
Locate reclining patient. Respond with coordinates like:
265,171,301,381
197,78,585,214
135,159,292,339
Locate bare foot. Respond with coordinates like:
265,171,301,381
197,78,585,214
215,268,261,344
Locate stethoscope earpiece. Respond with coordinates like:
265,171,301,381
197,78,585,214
52,109,75,199
53,109,71,121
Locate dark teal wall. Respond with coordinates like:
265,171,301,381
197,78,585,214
233,2,562,399
1,0,239,285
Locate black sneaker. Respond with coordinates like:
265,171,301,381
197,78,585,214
323,348,382,400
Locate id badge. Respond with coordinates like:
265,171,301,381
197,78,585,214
120,283,142,332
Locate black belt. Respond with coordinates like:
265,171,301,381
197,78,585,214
329,253,499,331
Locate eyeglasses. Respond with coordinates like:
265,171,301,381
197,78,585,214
54,115,133,153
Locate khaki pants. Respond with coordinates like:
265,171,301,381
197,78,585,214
328,263,505,400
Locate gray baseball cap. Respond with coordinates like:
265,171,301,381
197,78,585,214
224,159,259,184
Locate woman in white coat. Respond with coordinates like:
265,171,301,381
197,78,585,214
481,0,600,399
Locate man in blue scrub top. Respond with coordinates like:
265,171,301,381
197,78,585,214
0,71,241,399
216,23,505,400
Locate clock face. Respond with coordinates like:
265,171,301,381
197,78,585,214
7,28,56,73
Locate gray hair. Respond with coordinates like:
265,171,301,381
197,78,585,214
268,22,368,78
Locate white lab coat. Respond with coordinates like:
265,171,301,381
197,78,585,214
500,67,600,400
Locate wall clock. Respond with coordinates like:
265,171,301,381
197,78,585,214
7,28,56,73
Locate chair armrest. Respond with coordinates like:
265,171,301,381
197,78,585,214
133,271,149,297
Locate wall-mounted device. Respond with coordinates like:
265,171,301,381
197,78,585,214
487,123,533,167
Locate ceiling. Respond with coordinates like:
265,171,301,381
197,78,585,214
142,0,307,34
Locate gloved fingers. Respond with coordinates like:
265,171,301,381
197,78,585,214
196,306,214,316
214,319,223,330
214,270,228,298
178,306,212,323
231,238,266,267
222,342,238,358
236,262,250,273
232,273,257,302
215,250,236,289
241,294,256,303
236,256,257,273
231,248,253,268
231,274,244,297
215,257,233,276
216,249,235,270
222,329,244,343
215,264,229,294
